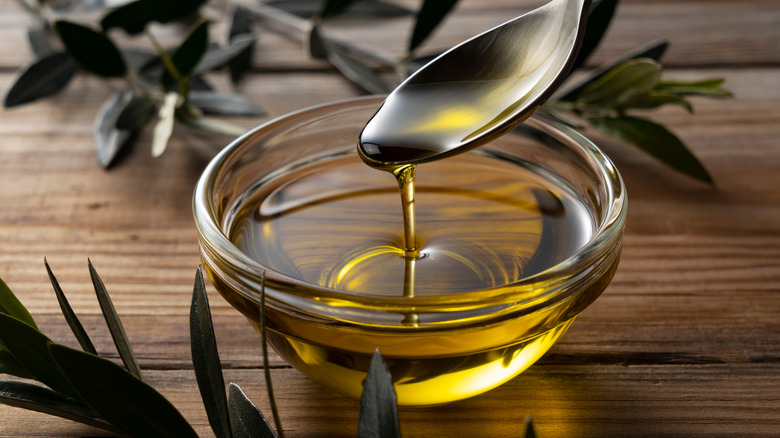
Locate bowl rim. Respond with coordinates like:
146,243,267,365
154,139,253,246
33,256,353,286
193,95,627,309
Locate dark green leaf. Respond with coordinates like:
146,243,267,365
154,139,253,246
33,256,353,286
577,58,661,108
308,25,328,60
558,39,668,102
27,26,55,58
326,46,391,94
4,51,77,108
88,259,143,380
190,268,231,438
94,89,135,168
44,259,97,355
227,7,256,83
54,20,126,77
116,94,157,130
589,115,713,183
655,78,732,97
523,416,536,438
0,349,33,379
0,313,79,398
628,91,693,113
228,383,278,438
267,0,411,19
101,0,207,35
0,380,118,434
49,343,199,438
164,19,209,86
319,0,361,19
188,91,266,117
408,0,459,54
0,275,37,329
570,0,619,71
358,349,400,438
195,34,257,75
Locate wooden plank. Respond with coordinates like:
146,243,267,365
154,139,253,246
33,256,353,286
2,364,778,437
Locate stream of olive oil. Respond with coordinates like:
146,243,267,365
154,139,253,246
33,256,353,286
227,150,594,404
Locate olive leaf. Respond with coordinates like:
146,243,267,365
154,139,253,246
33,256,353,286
0,275,38,330
44,259,97,355
655,78,732,97
3,51,78,108
577,58,661,110
88,259,143,380
358,350,401,438
408,0,459,55
228,383,278,438
26,25,55,59
116,94,158,131
325,46,391,94
268,0,411,19
195,33,257,76
54,20,126,78
188,90,266,117
191,267,231,438
0,380,117,434
94,89,135,168
570,0,619,72
629,92,693,113
0,313,80,398
101,0,207,36
318,0,361,19
152,92,179,157
589,115,713,183
558,39,669,102
227,7,257,83
164,19,210,87
48,343,199,438
523,416,537,438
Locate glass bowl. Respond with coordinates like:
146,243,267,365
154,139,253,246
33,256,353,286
193,96,626,406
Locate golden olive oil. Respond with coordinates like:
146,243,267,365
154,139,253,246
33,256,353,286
226,150,595,404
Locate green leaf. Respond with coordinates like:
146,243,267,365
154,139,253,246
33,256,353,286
408,0,459,54
358,350,400,438
227,7,256,83
188,91,266,117
523,416,536,438
0,349,33,379
319,0,361,19
88,260,143,380
571,0,619,71
0,380,118,434
94,89,135,168
101,0,208,35
326,46,391,94
655,78,732,97
228,383,278,438
0,313,79,398
577,58,661,109
4,51,78,108
116,94,157,130
190,268,231,438
48,343,199,438
628,91,693,113
589,115,713,183
267,0,412,19
44,259,97,355
0,276,38,329
558,39,668,102
195,34,257,75
54,20,126,78
164,19,209,86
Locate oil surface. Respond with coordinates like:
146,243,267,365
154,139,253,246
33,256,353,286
223,150,599,405
229,152,592,297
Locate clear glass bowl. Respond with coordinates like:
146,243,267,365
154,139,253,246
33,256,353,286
193,96,626,406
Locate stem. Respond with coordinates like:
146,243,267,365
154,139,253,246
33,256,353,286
144,28,189,98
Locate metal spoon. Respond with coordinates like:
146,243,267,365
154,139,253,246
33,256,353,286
358,0,591,170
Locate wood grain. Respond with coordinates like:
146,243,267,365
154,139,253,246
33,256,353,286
1,0,779,436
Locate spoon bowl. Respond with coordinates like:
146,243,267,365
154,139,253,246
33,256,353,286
358,0,591,169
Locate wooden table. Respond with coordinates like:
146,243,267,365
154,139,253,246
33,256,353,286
1,0,778,436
